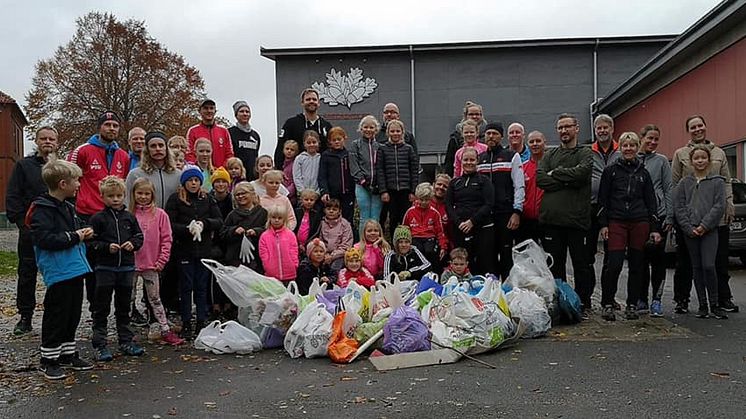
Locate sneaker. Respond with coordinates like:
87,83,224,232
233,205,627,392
13,316,32,335
130,310,148,327
95,346,114,362
180,324,193,341
625,305,639,320
636,300,649,313
601,305,616,321
59,353,94,371
119,342,145,356
161,330,185,346
674,301,689,314
612,300,622,311
719,299,739,313
696,306,709,318
711,307,729,320
650,300,663,317
39,361,66,380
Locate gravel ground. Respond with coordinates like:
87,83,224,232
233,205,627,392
0,228,18,252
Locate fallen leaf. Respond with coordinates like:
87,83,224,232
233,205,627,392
219,390,231,397
167,407,177,416
710,372,730,378
340,376,357,381
353,396,367,404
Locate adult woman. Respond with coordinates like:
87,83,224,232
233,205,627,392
445,148,495,275
598,132,660,321
444,101,488,177
350,115,382,230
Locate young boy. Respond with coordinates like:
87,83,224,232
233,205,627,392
383,226,431,281
441,248,473,283
402,182,448,270
28,159,94,380
89,176,144,361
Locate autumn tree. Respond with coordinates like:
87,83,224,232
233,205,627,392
25,12,206,153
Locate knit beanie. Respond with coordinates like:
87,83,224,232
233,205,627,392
180,165,204,186
306,238,327,255
484,122,504,136
97,110,121,127
393,225,412,243
232,100,250,116
344,247,362,262
144,131,167,146
211,166,231,184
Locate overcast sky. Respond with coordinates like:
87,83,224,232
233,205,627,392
1,0,721,155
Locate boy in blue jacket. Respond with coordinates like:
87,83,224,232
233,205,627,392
27,159,95,380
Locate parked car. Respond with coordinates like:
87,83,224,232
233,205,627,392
730,180,746,265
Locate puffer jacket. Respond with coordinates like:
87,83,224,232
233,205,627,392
259,226,299,281
318,148,354,197
165,191,223,260
674,175,726,235
638,151,673,224
89,206,144,269
597,157,658,229
536,145,592,230
349,137,380,191
445,171,494,227
319,217,354,261
376,141,418,193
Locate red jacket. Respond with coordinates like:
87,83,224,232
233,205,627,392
259,226,299,281
402,205,448,250
431,199,451,249
337,267,375,289
68,135,130,216
522,158,544,220
186,123,234,167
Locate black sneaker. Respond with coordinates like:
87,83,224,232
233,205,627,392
601,305,616,321
131,310,148,327
59,353,94,370
180,324,192,341
674,301,689,314
13,316,32,335
711,308,729,320
40,361,66,380
696,306,709,318
719,299,739,313
625,305,639,320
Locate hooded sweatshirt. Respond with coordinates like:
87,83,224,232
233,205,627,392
68,135,130,215
673,175,726,236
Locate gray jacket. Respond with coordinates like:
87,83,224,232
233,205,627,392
591,141,621,204
349,137,380,191
638,151,673,224
292,151,321,193
125,166,182,209
673,175,726,235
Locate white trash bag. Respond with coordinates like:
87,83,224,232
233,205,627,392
506,239,557,304
194,320,262,354
506,288,551,338
284,303,334,358
201,259,286,308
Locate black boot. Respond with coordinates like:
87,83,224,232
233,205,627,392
13,315,32,335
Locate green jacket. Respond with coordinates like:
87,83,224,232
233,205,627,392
536,145,593,230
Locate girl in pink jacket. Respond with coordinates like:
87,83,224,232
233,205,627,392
259,204,299,282
131,178,184,346
319,198,354,274
354,219,391,280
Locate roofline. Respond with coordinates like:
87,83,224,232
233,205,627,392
260,34,676,60
599,0,746,115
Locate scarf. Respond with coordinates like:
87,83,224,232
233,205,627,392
235,122,252,133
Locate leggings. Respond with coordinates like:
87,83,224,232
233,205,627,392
136,270,170,333
684,231,719,308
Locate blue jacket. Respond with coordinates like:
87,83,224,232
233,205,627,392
27,194,92,286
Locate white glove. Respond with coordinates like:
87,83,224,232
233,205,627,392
240,235,255,265
187,220,203,242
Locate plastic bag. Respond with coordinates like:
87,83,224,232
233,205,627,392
555,279,582,324
354,318,387,343
239,235,255,265
284,303,334,358
259,282,300,331
327,311,359,363
506,239,557,304
416,273,443,295
202,259,285,307
382,306,431,354
506,288,551,338
194,320,262,354
476,276,511,317
341,281,366,317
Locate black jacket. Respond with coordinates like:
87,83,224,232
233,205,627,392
296,259,334,295
318,148,354,197
598,157,658,229
445,171,494,227
275,113,333,169
5,154,48,226
293,206,323,241
228,126,261,182
165,191,224,260
376,130,418,156
209,190,234,220
220,206,267,269
383,247,431,281
89,206,144,269
477,144,521,215
376,141,418,193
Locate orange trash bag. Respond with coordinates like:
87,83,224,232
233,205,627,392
328,311,359,363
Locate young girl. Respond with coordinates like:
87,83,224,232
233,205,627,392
259,205,299,283
172,150,186,171
319,127,356,226
293,131,322,194
453,120,488,177
337,247,375,289
383,226,431,281
251,155,289,198
296,238,334,294
210,167,233,219
294,189,323,255
259,170,297,230
673,144,727,319
350,115,382,230
225,157,247,191
319,198,354,274
282,140,299,206
165,167,224,339
131,178,184,346
168,136,188,157
221,182,267,271
194,138,214,191
354,219,391,280
377,120,418,236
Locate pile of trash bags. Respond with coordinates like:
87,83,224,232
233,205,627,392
195,239,582,362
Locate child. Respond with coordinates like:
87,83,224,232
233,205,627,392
319,198,354,274
294,189,323,254
441,248,473,283
402,182,448,269
225,157,247,191
165,167,224,339
89,176,145,360
377,120,418,236
296,238,334,294
172,150,186,171
338,247,375,289
131,178,184,346
194,138,214,191
251,155,289,198
673,144,727,319
28,159,94,380
293,130,322,194
350,115,382,229
453,120,488,177
319,127,356,226
259,204,299,283
221,181,267,272
168,136,188,157
355,219,391,280
259,170,297,230
282,140,299,206
210,167,233,219
383,226,430,281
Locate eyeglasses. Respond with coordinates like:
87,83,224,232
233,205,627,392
556,124,577,131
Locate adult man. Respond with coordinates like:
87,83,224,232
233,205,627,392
375,103,418,154
275,88,333,169
127,127,146,170
6,126,59,334
537,114,593,315
228,100,261,180
507,122,531,163
476,122,525,279
444,101,488,176
186,99,234,168
519,130,547,244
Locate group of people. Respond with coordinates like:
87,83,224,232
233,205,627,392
5,87,739,381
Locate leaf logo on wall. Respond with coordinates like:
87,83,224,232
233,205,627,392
311,67,378,109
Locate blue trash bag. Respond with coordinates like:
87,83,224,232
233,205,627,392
382,306,431,354
555,279,582,324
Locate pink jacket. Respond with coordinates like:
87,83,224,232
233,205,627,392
134,205,172,271
354,241,385,278
320,217,353,261
259,226,299,281
454,142,488,177
260,194,297,230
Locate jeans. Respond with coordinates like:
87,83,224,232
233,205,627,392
356,184,382,232
179,258,210,324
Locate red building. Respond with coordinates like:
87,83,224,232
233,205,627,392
0,90,28,217
598,0,746,179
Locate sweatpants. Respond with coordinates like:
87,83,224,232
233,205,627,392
685,231,719,308
16,226,38,318
91,270,134,348
602,221,649,307
137,270,170,333
640,224,667,303
493,212,516,280
40,277,84,364
178,258,210,325
516,218,543,247
77,213,97,313
452,224,495,276
542,225,593,308
412,237,440,271
385,190,411,239
715,225,733,304
673,225,693,304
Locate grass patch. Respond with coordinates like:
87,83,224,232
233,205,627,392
0,251,18,276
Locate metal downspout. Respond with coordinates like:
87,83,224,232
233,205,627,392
589,38,600,140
